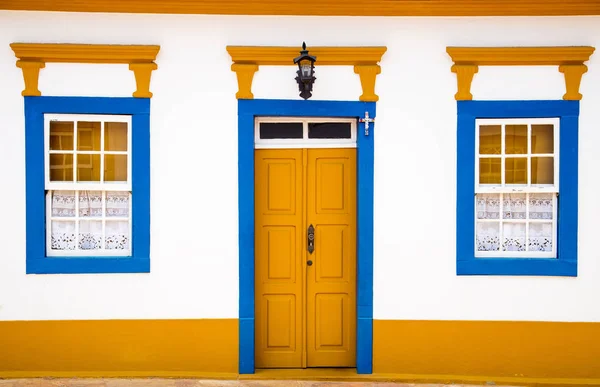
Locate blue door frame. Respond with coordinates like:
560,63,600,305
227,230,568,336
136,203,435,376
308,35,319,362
238,99,375,374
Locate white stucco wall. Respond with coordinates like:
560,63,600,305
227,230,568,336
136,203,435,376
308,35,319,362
0,11,599,322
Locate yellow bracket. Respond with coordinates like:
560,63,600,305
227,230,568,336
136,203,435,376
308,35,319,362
446,46,595,101
10,43,160,98
226,46,387,102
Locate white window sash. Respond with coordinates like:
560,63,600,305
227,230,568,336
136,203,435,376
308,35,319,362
254,117,357,148
474,118,559,258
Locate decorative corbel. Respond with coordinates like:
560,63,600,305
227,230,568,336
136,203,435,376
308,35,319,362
15,60,45,96
231,64,259,99
354,65,381,102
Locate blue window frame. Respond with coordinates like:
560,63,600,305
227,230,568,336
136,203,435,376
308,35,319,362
238,99,375,374
457,100,578,276
25,96,150,274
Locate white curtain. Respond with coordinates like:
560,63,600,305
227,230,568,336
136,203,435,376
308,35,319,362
50,190,130,252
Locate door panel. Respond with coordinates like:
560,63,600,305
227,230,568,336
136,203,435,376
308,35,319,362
255,148,356,368
307,149,357,367
255,149,304,368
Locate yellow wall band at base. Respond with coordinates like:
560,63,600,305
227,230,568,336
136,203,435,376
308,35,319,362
1,318,600,386
0,319,238,375
374,320,600,380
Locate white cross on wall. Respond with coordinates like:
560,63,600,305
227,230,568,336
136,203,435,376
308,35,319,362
359,111,375,136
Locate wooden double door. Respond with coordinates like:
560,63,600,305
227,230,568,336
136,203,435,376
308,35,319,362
254,148,357,368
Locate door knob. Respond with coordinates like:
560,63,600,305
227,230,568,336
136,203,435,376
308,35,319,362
307,260,313,266
307,224,315,254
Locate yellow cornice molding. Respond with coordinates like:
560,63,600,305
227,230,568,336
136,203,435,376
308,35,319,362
1,0,600,16
227,46,387,101
446,46,595,101
10,43,160,97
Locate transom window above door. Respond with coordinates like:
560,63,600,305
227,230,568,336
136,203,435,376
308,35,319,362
255,117,356,148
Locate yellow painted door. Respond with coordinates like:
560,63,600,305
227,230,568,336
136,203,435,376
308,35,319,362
255,148,356,369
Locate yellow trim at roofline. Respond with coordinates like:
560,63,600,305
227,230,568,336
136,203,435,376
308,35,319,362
227,46,387,101
446,46,595,101
1,0,600,16
10,43,160,98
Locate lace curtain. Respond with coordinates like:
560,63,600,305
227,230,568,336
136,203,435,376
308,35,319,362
476,193,553,252
50,190,130,251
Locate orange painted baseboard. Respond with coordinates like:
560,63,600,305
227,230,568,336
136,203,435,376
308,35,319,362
373,319,600,379
0,319,238,374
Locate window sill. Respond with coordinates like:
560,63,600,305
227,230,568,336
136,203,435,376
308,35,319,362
26,256,150,274
457,257,576,276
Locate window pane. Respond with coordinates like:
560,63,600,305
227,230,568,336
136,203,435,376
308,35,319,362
476,222,499,251
77,154,101,181
503,193,526,219
77,121,101,151
531,124,554,154
503,222,526,252
106,221,130,250
104,155,128,182
51,190,75,217
505,158,527,184
531,157,554,184
49,121,74,150
105,122,128,151
529,222,553,252
49,154,74,181
505,124,528,154
259,123,303,139
479,125,501,154
50,221,76,250
106,192,130,217
476,194,500,219
529,193,553,220
79,220,102,250
79,191,103,217
308,123,351,139
479,158,501,184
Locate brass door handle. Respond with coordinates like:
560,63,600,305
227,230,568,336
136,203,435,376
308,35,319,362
307,224,315,254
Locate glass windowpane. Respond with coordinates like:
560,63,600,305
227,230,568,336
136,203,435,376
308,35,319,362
106,192,130,217
503,193,526,219
49,154,74,181
529,223,553,252
479,158,501,184
49,121,74,150
476,194,500,219
476,222,500,251
106,221,130,250
478,125,501,154
531,124,554,154
531,157,554,185
529,193,553,220
79,220,103,250
79,191,103,217
51,190,76,217
104,155,128,182
503,222,526,252
77,154,101,181
505,158,527,184
77,122,101,151
50,221,76,250
505,124,528,154
308,123,351,139
105,122,128,151
259,123,303,139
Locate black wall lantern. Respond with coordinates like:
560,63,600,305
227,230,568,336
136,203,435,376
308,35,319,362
293,42,317,100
